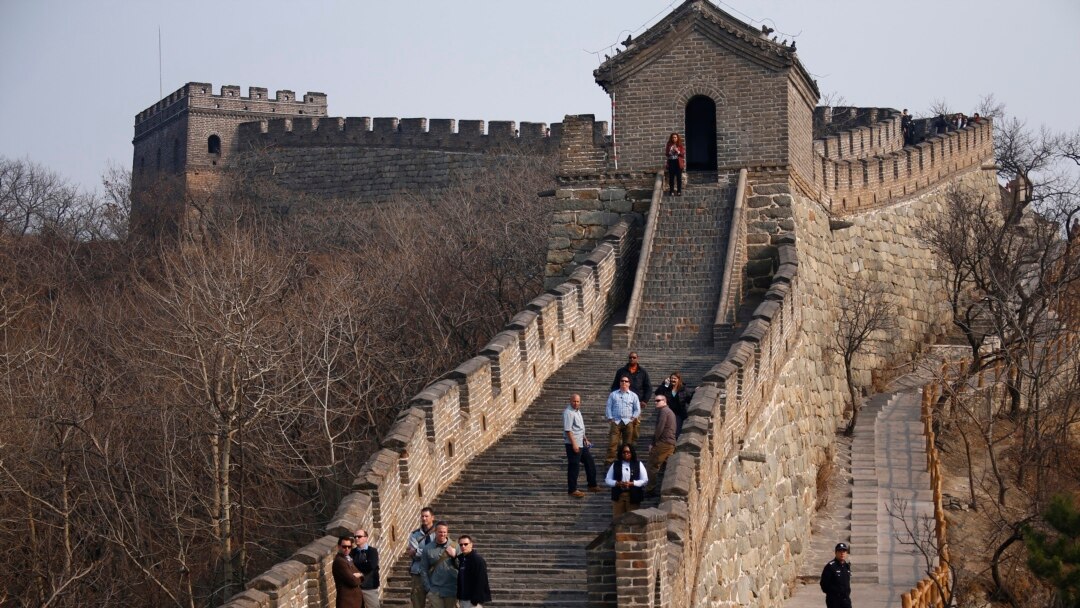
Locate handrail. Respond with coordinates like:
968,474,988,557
714,168,747,333
612,171,665,349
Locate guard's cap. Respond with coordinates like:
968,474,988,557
835,542,849,552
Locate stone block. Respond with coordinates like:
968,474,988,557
599,188,627,201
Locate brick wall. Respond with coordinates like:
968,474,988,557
220,218,641,608
806,119,993,214
597,163,1002,607
607,28,790,174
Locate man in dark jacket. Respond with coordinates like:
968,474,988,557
456,535,492,608
611,352,651,403
333,535,363,608
819,542,851,608
350,528,380,608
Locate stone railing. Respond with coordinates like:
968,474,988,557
221,218,641,608
807,119,993,214
588,234,802,606
713,168,748,344
613,172,664,348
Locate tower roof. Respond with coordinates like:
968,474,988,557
594,0,818,97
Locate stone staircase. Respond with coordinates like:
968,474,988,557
785,371,936,608
379,338,720,607
632,174,737,349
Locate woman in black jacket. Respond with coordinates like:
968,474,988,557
655,371,693,437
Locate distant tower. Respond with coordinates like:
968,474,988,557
130,82,327,234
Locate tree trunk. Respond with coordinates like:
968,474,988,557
990,532,1021,608
843,361,859,436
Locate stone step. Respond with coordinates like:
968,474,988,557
378,341,720,606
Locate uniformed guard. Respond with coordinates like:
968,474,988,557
819,542,851,608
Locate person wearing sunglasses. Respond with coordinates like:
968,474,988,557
456,535,492,608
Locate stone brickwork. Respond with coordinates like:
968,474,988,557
237,145,489,203
806,118,993,214
131,84,562,231
619,162,999,607
629,174,738,348
219,219,640,608
591,1,818,175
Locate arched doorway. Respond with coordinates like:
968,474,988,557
684,96,717,171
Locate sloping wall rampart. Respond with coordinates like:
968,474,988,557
804,119,993,214
613,164,1000,607
812,107,903,161
221,218,641,608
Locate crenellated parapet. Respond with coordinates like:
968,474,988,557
134,82,326,140
805,118,994,214
812,107,904,161
236,115,561,154
219,219,641,608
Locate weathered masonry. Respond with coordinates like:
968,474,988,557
125,1,1001,606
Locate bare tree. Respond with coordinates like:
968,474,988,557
829,278,896,436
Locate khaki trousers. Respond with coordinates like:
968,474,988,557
646,442,676,492
612,491,640,518
362,588,380,608
409,574,427,608
606,419,640,462
429,594,458,608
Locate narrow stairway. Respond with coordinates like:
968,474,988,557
632,173,738,349
784,368,936,608
379,340,718,607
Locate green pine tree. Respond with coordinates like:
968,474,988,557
1025,494,1080,608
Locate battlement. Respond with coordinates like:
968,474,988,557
134,82,326,138
237,115,565,154
813,107,903,161
807,118,993,213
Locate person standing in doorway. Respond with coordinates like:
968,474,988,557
820,542,852,608
664,133,686,196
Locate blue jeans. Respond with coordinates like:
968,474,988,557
565,443,597,492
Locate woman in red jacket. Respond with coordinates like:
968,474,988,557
664,133,686,196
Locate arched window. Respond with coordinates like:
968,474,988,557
207,135,222,155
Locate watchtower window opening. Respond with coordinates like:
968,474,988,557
207,135,221,155
685,96,718,172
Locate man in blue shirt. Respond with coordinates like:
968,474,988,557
605,376,641,464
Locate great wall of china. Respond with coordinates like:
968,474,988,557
131,1,1001,606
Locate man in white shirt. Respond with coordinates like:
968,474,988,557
563,393,600,498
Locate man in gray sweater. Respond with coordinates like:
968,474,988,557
646,394,677,493
419,521,459,607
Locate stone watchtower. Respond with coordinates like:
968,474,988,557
595,0,819,176
130,82,326,231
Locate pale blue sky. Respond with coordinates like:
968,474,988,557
2,0,1077,193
